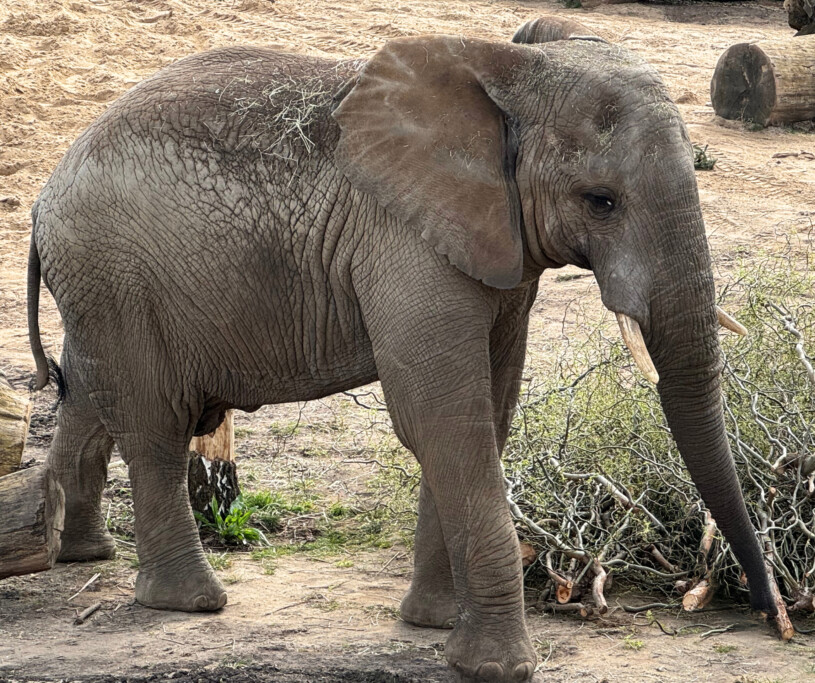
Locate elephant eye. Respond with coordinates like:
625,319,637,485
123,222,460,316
582,191,616,217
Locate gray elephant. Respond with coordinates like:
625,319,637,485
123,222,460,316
511,15,602,43
28,23,776,683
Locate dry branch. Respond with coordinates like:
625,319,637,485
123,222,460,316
591,560,609,614
506,268,815,631
682,579,715,611
73,601,102,625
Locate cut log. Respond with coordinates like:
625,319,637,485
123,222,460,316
711,38,815,127
512,16,600,44
0,373,31,477
0,466,65,580
188,410,239,521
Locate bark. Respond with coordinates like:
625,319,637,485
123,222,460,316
711,38,815,126
0,466,65,580
0,372,31,477
188,410,239,520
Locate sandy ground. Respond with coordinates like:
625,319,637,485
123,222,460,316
2,0,815,681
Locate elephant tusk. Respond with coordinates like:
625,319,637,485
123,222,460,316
716,306,748,336
616,313,660,384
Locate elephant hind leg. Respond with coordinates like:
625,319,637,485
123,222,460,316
116,422,226,612
46,359,116,562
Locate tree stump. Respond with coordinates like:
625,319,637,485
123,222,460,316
512,16,600,44
0,372,31,477
0,466,65,580
711,38,815,127
188,410,239,521
785,0,815,32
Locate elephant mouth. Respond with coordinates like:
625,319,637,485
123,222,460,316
614,307,747,385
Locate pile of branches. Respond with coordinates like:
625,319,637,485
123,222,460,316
505,255,815,632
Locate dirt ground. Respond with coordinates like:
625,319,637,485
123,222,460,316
2,0,815,681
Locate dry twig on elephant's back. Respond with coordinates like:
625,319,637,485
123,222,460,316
505,253,815,622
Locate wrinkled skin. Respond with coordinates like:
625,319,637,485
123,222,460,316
29,31,777,683
511,15,601,43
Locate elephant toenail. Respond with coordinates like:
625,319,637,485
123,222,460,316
475,662,504,680
513,662,534,681
193,595,209,610
215,592,227,609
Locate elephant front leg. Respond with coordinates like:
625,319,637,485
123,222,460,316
399,478,457,629
380,371,535,683
123,443,227,612
402,314,532,637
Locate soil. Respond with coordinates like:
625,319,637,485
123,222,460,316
2,0,815,682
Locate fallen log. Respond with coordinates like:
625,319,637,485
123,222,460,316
0,466,65,580
0,372,31,477
188,410,239,521
711,37,815,127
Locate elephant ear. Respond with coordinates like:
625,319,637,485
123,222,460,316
332,36,528,289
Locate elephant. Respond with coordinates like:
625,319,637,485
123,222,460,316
27,22,777,683
511,15,603,44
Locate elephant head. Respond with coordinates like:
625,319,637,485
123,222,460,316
333,36,776,614
511,15,604,44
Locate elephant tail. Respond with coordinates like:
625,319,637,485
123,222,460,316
28,207,65,399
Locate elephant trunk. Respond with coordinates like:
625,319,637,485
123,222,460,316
656,371,776,614
644,276,776,614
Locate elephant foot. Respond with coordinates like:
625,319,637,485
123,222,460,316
400,584,457,629
135,563,227,612
445,618,536,683
57,528,117,562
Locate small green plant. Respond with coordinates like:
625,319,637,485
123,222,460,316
713,643,738,654
334,559,354,568
241,489,316,532
693,144,717,170
328,501,352,519
206,552,233,571
233,426,254,439
268,420,301,437
250,545,296,574
622,634,645,651
194,495,269,546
